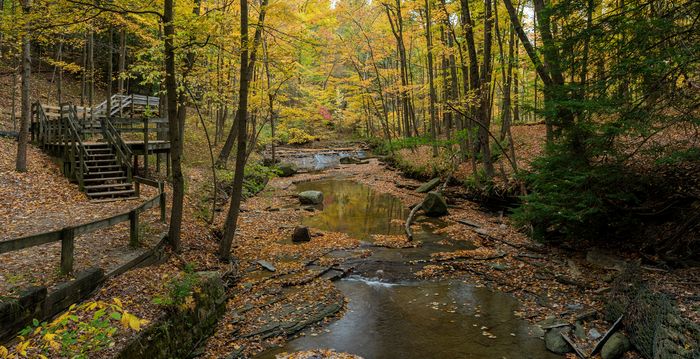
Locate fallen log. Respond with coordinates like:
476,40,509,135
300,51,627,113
405,202,424,241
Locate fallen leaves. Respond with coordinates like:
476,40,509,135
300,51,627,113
431,248,506,261
276,349,363,359
372,234,421,248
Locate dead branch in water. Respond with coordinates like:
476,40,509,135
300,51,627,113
405,175,451,241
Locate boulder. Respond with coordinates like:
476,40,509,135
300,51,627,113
416,177,441,193
422,191,449,217
586,248,627,271
277,163,298,177
545,327,573,354
601,332,630,359
292,226,312,242
298,191,323,205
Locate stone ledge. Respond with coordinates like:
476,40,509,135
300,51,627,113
116,271,226,359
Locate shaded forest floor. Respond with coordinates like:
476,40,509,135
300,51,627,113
0,137,166,296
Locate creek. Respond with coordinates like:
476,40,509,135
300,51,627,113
259,179,558,359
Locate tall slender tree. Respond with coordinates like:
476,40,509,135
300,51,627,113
219,0,252,261
15,0,31,172
164,0,184,251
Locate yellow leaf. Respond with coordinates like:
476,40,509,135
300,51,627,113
16,341,29,357
43,333,56,342
48,340,60,351
113,298,123,307
0,346,8,359
128,314,142,331
88,302,98,311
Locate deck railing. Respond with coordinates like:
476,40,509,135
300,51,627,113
32,102,90,189
0,178,166,274
101,116,134,181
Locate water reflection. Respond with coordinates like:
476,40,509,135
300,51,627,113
296,179,407,240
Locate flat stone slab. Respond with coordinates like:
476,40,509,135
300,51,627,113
257,260,277,272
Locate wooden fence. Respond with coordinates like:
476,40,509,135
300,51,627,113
0,177,167,274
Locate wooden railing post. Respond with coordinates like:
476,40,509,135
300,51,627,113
60,227,75,274
143,117,149,176
159,190,166,223
129,209,140,247
78,142,84,190
134,181,140,197
31,103,35,142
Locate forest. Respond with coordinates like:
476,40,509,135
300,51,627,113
0,0,698,357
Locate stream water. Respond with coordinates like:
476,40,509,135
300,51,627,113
278,150,368,171
259,179,558,359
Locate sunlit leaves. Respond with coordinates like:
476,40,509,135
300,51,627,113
5,299,148,358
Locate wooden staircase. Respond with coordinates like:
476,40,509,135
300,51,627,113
31,102,138,202
82,143,137,201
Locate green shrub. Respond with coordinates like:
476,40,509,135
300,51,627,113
512,144,647,241
243,162,277,197
152,264,199,309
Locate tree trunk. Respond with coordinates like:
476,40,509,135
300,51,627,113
81,33,87,121
478,0,494,179
16,0,31,172
216,0,268,167
164,0,183,252
219,0,251,261
262,37,276,163
424,0,438,156
118,28,126,94
107,28,113,117
460,0,480,174
56,39,63,105
88,28,94,120
385,1,415,138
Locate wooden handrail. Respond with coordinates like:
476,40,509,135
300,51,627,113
61,104,90,184
101,116,133,180
0,181,167,273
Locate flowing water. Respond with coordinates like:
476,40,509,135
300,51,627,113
259,179,558,359
278,150,368,171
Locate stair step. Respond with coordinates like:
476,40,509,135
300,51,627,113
87,164,122,169
83,176,127,183
90,196,140,203
85,170,125,177
85,159,118,164
86,153,114,158
81,129,103,134
86,189,136,198
85,183,133,191
86,148,113,154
